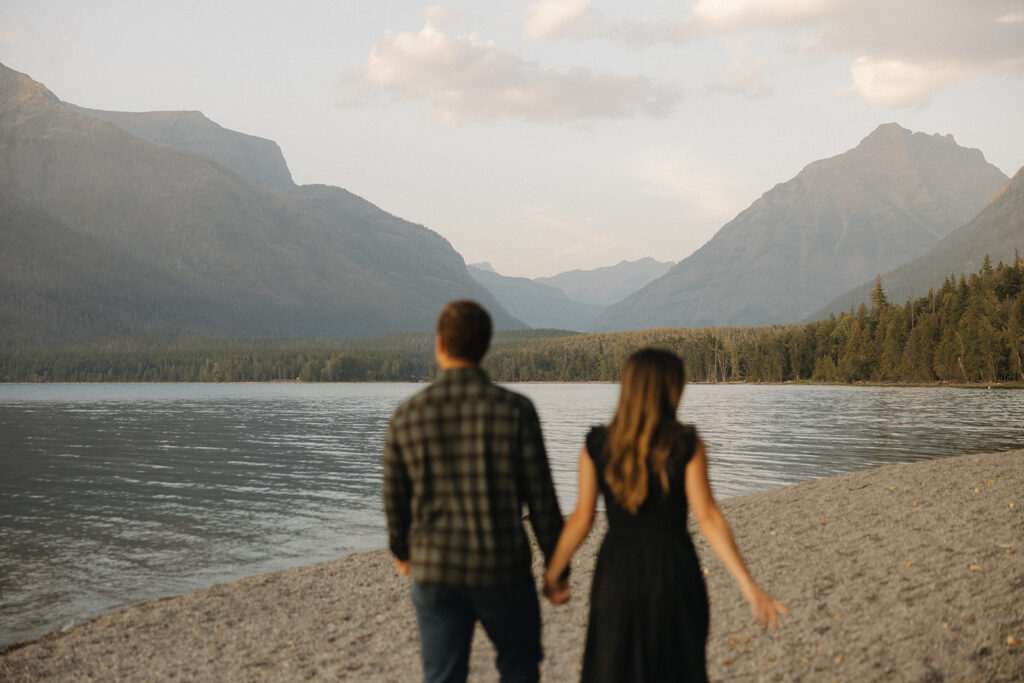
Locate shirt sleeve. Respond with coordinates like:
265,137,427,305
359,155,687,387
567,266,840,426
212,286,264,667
382,418,412,561
517,399,564,565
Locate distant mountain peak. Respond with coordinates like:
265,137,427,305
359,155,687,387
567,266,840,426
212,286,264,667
468,262,496,273
70,105,297,191
536,257,674,308
853,123,980,169
866,121,958,143
0,63,59,108
595,124,1008,331
865,121,911,138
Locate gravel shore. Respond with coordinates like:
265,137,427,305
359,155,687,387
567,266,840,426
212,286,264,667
2,450,1022,681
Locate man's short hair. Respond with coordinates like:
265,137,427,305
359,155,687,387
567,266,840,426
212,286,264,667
438,300,492,363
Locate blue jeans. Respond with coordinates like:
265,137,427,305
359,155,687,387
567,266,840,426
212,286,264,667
410,580,542,683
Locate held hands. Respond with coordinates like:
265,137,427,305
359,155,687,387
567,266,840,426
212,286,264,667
542,573,570,605
393,559,410,576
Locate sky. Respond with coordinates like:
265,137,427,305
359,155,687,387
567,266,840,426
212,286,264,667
2,1,1023,279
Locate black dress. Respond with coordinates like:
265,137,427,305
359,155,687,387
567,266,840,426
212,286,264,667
581,423,710,683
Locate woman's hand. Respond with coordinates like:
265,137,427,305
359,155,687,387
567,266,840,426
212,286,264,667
742,583,789,628
541,445,597,607
687,444,789,629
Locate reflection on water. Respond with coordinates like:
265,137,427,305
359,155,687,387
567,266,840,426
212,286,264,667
1,382,1022,647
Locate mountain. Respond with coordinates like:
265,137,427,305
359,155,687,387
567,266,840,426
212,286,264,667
0,62,521,347
68,106,296,191
467,265,604,331
814,166,1024,317
595,124,1008,331
535,257,675,307
0,184,232,347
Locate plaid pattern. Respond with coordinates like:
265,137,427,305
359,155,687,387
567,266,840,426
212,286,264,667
383,367,564,588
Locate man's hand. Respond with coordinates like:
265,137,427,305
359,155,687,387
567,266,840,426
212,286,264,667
394,559,411,576
543,576,569,605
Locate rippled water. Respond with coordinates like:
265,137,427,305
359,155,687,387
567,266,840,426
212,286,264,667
1,382,1022,647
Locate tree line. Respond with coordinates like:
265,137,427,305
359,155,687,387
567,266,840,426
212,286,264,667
0,349,435,383
2,257,1022,385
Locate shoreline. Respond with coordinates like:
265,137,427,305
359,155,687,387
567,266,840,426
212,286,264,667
2,450,1022,681
3,379,1024,388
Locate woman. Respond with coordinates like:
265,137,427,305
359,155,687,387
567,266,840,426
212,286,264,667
543,348,787,682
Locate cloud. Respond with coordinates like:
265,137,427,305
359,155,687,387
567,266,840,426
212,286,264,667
531,1,1024,109
522,0,603,40
843,57,973,109
826,4,1024,107
340,23,681,124
690,0,833,29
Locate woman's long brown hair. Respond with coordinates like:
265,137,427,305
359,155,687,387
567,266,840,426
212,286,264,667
604,348,686,514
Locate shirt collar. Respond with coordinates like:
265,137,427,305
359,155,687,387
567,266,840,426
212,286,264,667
438,366,488,383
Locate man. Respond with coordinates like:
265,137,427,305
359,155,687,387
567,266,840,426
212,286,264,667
383,300,565,683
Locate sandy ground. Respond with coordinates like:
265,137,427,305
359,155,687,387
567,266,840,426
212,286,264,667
2,449,1022,682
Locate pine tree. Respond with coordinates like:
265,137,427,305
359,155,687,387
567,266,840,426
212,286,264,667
870,274,888,309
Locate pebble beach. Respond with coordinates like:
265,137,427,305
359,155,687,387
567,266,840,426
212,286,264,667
2,449,1022,682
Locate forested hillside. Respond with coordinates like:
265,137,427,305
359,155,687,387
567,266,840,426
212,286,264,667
486,257,1024,384
816,166,1024,318
5,259,1022,384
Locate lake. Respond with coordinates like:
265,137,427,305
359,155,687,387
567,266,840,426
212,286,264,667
1,382,1022,647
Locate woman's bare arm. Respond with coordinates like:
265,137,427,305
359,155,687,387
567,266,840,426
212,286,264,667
542,445,599,604
685,438,789,627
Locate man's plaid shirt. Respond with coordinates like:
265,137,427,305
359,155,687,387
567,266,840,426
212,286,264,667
383,367,564,588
